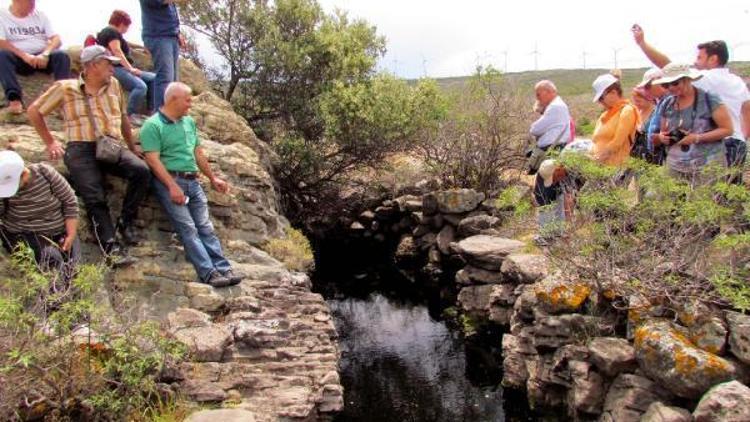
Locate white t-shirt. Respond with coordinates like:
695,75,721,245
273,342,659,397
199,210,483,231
694,68,750,141
0,8,56,54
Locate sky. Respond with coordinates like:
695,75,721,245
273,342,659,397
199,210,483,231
14,0,750,79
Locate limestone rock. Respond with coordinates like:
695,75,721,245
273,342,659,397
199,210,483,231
436,225,456,255
457,285,494,318
394,195,422,212
501,253,549,284
693,380,750,422
726,311,750,365
599,374,670,422
422,192,439,216
168,308,212,330
641,402,692,422
395,236,419,265
588,337,637,377
635,320,741,399
568,360,605,415
172,325,234,362
180,379,229,403
434,189,485,213
533,314,615,351
455,265,506,285
457,215,502,238
501,334,531,389
488,284,519,325
689,316,727,355
186,409,256,422
452,235,525,270
534,274,591,314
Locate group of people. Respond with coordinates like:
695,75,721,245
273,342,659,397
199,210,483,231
0,0,243,289
529,24,750,238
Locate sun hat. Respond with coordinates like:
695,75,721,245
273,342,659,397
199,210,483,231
636,68,664,88
0,150,25,198
538,159,560,188
80,45,121,65
651,63,703,85
592,74,619,103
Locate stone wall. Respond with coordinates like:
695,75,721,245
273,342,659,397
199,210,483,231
353,187,750,421
0,48,343,421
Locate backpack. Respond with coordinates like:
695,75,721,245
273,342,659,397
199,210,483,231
84,34,97,47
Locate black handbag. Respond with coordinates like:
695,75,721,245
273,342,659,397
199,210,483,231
84,95,123,164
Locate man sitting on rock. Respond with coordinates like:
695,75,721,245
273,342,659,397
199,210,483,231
140,82,243,288
27,45,151,266
0,0,70,114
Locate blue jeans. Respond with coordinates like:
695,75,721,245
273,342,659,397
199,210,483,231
143,36,179,110
113,66,156,115
0,49,70,102
152,176,231,282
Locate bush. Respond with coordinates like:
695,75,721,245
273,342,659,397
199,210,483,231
0,245,186,420
262,227,315,271
545,156,750,313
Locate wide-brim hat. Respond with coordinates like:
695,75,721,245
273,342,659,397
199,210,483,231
592,74,619,103
0,150,24,198
80,45,121,65
636,67,664,88
538,159,559,188
651,63,703,85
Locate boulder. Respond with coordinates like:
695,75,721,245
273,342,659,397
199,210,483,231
451,235,525,270
726,311,750,365
395,236,419,265
487,284,519,325
434,189,485,214
568,360,605,415
394,195,422,213
436,225,456,255
689,316,727,355
186,409,256,422
457,285,494,317
501,334,531,389
693,380,750,422
599,374,670,422
422,192,439,216
641,402,692,422
533,314,615,351
588,337,637,377
534,274,591,314
168,308,212,330
457,215,502,238
455,265,506,285
501,253,549,284
180,379,229,403
172,324,234,362
635,320,741,399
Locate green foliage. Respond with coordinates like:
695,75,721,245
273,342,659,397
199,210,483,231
262,226,315,271
0,245,186,420
494,186,533,218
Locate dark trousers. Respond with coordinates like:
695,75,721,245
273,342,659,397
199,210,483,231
63,142,151,251
0,49,71,102
0,228,80,287
725,138,747,185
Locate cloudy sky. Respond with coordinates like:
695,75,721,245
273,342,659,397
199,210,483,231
15,0,750,78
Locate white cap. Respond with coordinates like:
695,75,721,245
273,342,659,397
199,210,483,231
80,45,121,65
538,159,559,188
592,73,619,103
0,150,25,198
636,68,664,88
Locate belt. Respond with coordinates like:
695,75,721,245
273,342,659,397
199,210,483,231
169,171,199,179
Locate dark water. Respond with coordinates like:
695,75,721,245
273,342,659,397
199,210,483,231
314,269,533,422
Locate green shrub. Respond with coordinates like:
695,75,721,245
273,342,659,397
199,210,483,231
262,226,315,271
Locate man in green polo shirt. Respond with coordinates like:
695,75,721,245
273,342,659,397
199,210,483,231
140,82,242,288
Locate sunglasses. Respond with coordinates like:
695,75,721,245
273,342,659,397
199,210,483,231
662,78,684,88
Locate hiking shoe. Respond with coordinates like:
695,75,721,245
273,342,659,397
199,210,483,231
222,269,244,286
205,271,232,288
105,243,138,268
117,218,140,246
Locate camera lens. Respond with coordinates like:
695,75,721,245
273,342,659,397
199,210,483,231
680,145,690,152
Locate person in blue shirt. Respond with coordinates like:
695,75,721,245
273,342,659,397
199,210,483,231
139,0,184,110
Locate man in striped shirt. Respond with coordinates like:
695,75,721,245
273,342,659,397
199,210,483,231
0,150,79,285
27,45,151,264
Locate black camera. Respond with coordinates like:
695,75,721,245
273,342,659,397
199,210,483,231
667,130,690,152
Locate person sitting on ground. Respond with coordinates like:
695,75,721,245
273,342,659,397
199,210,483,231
0,150,80,285
630,85,657,161
632,24,750,182
27,45,152,265
652,63,733,185
96,10,156,126
0,0,70,114
591,71,638,166
139,82,244,288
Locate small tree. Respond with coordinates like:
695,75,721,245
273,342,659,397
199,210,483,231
417,66,529,193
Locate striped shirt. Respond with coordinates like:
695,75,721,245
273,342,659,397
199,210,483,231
0,164,78,236
32,75,125,142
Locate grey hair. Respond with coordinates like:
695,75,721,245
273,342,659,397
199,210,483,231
534,80,557,93
164,82,193,103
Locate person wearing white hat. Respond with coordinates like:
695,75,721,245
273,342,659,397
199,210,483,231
0,150,80,285
652,63,733,184
590,72,638,166
27,45,151,266
632,24,750,182
634,68,669,165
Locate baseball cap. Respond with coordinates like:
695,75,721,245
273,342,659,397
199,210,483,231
0,150,25,198
538,159,559,188
80,45,121,65
636,68,664,88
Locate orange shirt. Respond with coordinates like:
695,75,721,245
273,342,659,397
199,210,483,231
591,100,638,166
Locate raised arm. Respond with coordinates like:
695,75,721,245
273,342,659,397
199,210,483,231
631,24,671,69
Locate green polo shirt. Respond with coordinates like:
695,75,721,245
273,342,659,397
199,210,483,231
140,111,201,172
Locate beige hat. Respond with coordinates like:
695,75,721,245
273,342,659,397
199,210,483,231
636,68,664,88
538,159,559,188
651,63,703,85
592,73,618,103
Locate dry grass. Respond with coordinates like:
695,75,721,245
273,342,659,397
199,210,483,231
262,227,315,272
